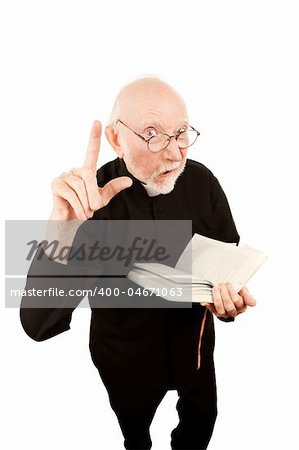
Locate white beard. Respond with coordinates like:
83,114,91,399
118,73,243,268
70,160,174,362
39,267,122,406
124,156,187,195
142,166,185,195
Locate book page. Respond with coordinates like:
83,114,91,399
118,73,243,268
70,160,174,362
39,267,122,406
176,234,267,291
133,263,212,286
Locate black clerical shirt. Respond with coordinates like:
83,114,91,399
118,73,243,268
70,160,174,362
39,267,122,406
20,157,240,391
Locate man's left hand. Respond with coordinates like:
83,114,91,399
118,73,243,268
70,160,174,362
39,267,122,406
202,283,256,319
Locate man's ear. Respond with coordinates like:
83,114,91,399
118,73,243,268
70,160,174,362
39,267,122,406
105,125,124,158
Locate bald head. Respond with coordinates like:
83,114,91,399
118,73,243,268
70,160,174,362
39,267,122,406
108,76,188,125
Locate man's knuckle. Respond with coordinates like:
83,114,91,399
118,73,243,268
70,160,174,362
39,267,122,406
53,178,64,190
227,308,237,316
222,295,232,306
85,174,93,183
233,294,242,304
74,178,83,188
213,295,222,306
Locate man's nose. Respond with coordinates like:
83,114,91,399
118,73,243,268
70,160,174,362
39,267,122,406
164,137,183,161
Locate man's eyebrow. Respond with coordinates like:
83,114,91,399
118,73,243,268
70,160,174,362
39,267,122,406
141,120,189,131
141,121,164,130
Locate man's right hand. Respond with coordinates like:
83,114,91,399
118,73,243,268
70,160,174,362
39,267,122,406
49,120,132,221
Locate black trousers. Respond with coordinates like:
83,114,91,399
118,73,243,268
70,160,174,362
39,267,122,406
106,371,218,450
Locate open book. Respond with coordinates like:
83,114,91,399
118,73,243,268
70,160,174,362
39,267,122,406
127,233,267,303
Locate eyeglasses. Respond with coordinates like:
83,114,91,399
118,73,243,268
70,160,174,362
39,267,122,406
116,119,200,153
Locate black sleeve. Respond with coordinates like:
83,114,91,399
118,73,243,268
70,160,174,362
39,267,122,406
209,171,240,323
19,223,98,342
209,171,240,246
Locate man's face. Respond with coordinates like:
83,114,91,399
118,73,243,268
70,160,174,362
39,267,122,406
115,82,189,195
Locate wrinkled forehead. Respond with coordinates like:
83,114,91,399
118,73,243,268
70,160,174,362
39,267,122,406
118,86,189,130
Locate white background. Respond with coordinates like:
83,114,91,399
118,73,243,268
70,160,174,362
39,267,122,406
1,0,299,449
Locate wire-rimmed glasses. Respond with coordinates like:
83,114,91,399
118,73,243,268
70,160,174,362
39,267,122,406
116,119,200,153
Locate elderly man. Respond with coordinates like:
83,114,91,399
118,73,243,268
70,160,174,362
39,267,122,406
20,76,256,450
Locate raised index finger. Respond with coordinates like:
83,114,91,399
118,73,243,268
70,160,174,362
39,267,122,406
83,120,102,170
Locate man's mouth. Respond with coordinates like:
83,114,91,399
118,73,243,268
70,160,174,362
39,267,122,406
159,168,178,177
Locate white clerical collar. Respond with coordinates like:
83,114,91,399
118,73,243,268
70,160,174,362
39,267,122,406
141,182,160,197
